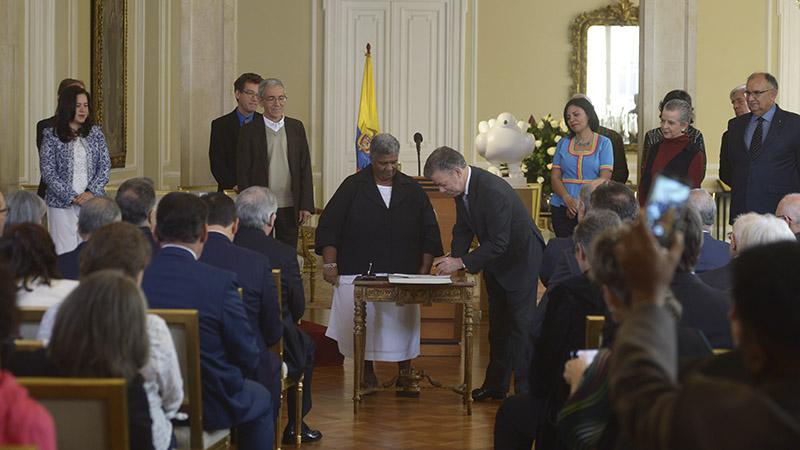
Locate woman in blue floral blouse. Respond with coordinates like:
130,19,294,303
39,85,110,254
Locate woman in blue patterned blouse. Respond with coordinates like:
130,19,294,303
39,85,110,254
550,97,614,237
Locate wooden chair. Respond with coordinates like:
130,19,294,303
17,307,47,340
270,269,303,449
17,377,129,450
13,339,44,352
148,309,230,450
297,225,317,303
585,315,605,349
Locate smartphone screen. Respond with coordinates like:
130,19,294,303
645,174,691,245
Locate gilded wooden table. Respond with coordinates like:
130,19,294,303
352,278,476,415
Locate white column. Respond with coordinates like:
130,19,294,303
778,0,800,113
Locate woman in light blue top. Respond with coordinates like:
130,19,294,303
550,97,614,237
39,85,110,254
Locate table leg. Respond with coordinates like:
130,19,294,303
353,287,366,414
463,301,474,416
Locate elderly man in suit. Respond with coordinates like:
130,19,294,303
687,189,730,273
56,196,120,279
116,177,159,254
775,193,800,240
233,186,321,445
209,73,263,192
141,192,273,450
198,192,283,420
425,146,545,401
236,78,314,248
719,72,800,222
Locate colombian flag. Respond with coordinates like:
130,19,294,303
355,43,379,170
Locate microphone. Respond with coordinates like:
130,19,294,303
414,133,423,176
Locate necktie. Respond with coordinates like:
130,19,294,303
750,117,764,157
462,194,470,216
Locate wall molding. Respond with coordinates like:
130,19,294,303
158,0,173,189
778,0,800,113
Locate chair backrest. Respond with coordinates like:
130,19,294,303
17,377,129,450
13,339,44,352
585,315,605,349
269,269,283,358
148,309,203,450
17,307,47,340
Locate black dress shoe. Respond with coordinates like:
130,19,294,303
471,387,506,401
282,423,323,444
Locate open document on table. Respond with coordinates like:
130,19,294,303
387,274,453,284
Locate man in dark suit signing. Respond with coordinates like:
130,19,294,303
237,78,314,249
141,192,274,449
232,186,321,444
720,72,800,222
209,72,263,192
425,146,545,401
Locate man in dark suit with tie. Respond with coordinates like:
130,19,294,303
35,78,84,199
425,146,545,401
720,72,800,222
688,189,730,273
198,192,283,420
237,78,314,249
141,192,273,450
209,73,263,192
115,177,160,254
232,186,321,444
56,196,120,279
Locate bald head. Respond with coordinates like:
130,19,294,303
776,193,800,234
687,189,716,232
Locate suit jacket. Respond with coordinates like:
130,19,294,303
694,232,731,273
547,248,582,289
540,237,573,287
451,166,545,291
141,246,262,429
720,105,800,221
35,116,56,198
234,226,311,378
209,109,262,190
598,125,628,184
139,225,160,255
56,240,85,280
610,304,800,450
698,262,731,291
237,116,314,213
199,232,283,388
670,271,733,349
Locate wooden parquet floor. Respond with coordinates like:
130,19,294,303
285,323,499,450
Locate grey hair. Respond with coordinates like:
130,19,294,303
235,186,278,228
777,193,800,223
573,209,621,260
747,72,779,91
579,179,606,216
116,177,156,226
687,189,716,229
5,190,46,228
369,133,400,159
423,146,467,178
258,78,285,98
729,84,746,100
662,99,693,125
78,197,121,235
733,213,795,253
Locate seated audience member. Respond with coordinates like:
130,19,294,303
10,270,155,450
36,222,182,450
775,193,800,240
4,190,47,229
198,193,283,419
548,180,638,287
699,213,794,291
557,221,712,450
56,196,120,279
0,264,56,450
0,223,78,307
141,192,273,450
609,221,800,448
667,206,732,348
688,189,730,273
540,179,604,287
495,210,621,450
0,191,7,232
116,177,160,253
233,186,321,444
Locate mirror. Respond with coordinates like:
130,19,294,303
570,0,639,144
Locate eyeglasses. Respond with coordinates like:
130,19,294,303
263,95,287,103
744,88,774,98
239,89,259,97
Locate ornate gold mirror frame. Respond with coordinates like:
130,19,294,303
568,0,639,96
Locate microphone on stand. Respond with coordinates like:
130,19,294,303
414,132,423,176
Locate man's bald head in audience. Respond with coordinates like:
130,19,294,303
776,193,800,235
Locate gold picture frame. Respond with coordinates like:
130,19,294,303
91,0,128,168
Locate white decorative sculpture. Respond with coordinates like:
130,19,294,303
476,112,535,187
